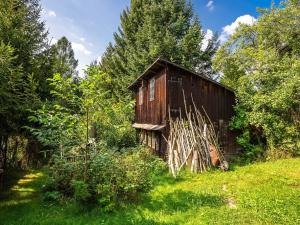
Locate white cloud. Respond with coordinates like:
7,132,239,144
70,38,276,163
219,15,256,44
71,42,93,77
41,6,101,78
201,29,214,51
48,10,56,17
72,42,92,55
41,8,46,15
206,1,214,11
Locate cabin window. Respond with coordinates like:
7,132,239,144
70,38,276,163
170,76,182,86
149,78,155,101
138,87,143,105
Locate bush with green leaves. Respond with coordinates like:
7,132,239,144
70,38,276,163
214,0,300,159
28,69,136,161
43,147,166,211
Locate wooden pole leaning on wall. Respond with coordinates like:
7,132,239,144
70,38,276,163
165,90,228,177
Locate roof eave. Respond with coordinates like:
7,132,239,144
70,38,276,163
128,58,235,93
128,58,164,90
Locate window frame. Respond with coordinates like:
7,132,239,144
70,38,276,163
149,78,155,101
138,86,143,105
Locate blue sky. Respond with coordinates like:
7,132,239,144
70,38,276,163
41,0,280,76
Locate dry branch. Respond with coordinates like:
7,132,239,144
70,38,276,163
166,92,227,177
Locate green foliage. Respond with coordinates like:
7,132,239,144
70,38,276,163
27,74,82,151
213,0,300,158
100,0,219,97
0,0,65,169
82,65,136,148
1,159,300,224
42,191,62,202
0,0,51,99
0,41,39,136
43,147,166,211
71,180,91,202
28,65,136,154
235,130,264,161
1,1,77,145
229,106,265,161
50,37,79,79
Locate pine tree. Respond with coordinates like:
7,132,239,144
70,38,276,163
0,0,52,168
0,42,39,168
51,36,79,79
0,0,50,99
100,0,218,97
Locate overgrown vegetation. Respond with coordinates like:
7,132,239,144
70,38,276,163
1,0,300,221
1,158,299,224
100,0,219,97
25,66,161,208
0,0,80,170
1,0,219,209
43,147,165,211
213,0,300,160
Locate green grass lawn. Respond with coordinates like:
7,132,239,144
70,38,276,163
0,158,299,225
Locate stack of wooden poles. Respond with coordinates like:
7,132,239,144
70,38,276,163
166,96,226,177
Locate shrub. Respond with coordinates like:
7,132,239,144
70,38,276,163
71,180,91,202
214,1,300,159
42,191,62,202
43,146,165,211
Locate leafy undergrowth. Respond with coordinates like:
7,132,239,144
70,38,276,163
0,158,299,225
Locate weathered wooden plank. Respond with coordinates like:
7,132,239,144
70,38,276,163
131,59,238,159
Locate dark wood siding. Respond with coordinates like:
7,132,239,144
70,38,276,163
135,68,167,125
167,65,235,122
167,64,238,157
168,67,235,122
132,60,239,159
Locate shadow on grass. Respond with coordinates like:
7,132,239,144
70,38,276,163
225,154,262,172
69,189,225,225
144,189,224,213
98,212,178,225
0,170,28,200
1,169,27,188
0,170,43,206
153,174,187,186
1,170,224,225
104,190,225,224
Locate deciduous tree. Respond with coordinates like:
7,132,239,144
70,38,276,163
213,0,300,158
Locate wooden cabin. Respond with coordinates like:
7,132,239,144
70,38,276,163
129,58,239,159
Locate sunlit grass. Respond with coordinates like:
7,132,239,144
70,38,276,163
17,178,35,185
2,199,32,207
23,173,43,179
0,158,299,225
0,171,43,209
9,172,43,193
11,186,36,192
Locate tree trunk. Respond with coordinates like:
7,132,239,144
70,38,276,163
1,135,8,169
23,139,42,169
0,135,8,190
11,137,19,167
